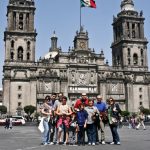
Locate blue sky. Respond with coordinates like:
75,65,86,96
0,0,150,88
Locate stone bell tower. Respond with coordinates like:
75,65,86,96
4,0,37,62
111,0,148,71
3,0,37,115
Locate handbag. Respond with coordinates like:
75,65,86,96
38,117,44,133
110,117,118,126
101,112,108,124
92,112,100,129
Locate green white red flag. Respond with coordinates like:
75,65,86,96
81,0,96,8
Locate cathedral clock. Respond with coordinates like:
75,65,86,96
80,42,86,49
78,41,86,49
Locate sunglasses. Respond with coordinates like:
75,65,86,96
62,99,67,101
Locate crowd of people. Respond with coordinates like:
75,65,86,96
127,111,146,130
39,93,122,146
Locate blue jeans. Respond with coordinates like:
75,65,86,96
78,126,85,144
42,118,50,144
87,123,96,143
110,124,120,143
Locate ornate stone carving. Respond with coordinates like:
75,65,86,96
78,73,87,85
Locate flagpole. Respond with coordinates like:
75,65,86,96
80,0,81,31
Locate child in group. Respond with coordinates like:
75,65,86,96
68,112,77,145
76,104,88,146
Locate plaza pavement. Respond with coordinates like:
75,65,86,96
0,125,150,150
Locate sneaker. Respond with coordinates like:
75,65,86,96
110,142,114,145
88,142,91,146
92,143,95,146
116,142,121,145
41,143,47,145
101,141,105,145
63,142,66,146
49,142,54,145
55,141,59,145
96,142,99,145
143,128,146,130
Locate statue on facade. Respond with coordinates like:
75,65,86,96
90,72,95,84
71,71,76,84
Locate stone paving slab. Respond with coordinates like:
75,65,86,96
0,126,150,150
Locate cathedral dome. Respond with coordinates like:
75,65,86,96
44,51,58,59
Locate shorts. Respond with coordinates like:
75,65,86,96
57,116,70,129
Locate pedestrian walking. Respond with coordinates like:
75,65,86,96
136,111,146,130
9,116,13,129
4,116,10,129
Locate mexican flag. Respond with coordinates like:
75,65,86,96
81,0,96,8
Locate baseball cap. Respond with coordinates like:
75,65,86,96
81,93,86,96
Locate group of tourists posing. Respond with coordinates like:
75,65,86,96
39,93,122,146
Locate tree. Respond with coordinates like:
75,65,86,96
24,105,36,117
0,105,7,114
121,110,130,117
141,108,150,115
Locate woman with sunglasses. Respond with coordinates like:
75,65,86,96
107,98,121,145
40,95,52,145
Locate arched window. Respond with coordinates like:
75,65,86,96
27,52,30,61
26,13,29,29
141,49,143,57
19,13,23,30
141,59,144,66
11,40,15,48
133,53,138,65
19,22,23,30
127,48,131,56
27,41,31,50
19,13,23,20
18,47,23,61
13,12,16,30
132,31,135,38
11,52,14,60
117,56,120,65
128,58,131,65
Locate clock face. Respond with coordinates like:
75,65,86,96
80,42,86,49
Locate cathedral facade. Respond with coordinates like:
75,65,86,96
3,0,150,115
